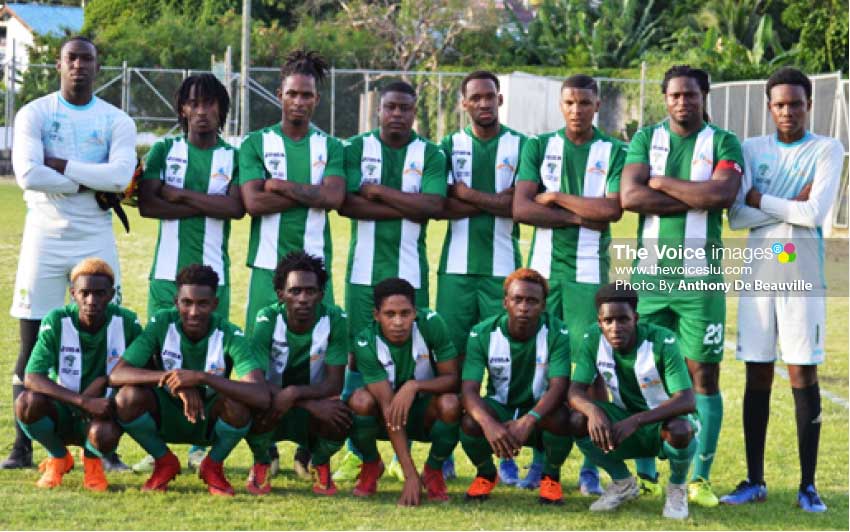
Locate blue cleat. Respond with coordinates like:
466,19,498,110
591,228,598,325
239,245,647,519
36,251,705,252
578,467,603,496
442,455,457,481
720,480,767,505
797,484,827,513
499,458,520,486
517,462,543,490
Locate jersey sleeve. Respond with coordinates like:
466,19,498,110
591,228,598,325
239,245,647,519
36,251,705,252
516,135,542,183
659,334,692,395
250,307,276,374
422,310,457,362
728,139,780,230
121,314,164,368
237,132,266,184
325,308,350,366
63,111,137,193
547,322,571,380
141,139,167,181
606,141,627,194
123,309,144,345
343,136,363,192
12,103,80,194
624,128,651,165
324,136,346,179
461,328,487,382
421,144,447,196
715,129,745,167
226,327,262,378
571,330,600,385
25,312,61,376
353,335,388,385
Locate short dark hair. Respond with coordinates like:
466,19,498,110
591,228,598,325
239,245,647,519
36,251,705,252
562,74,598,95
766,67,812,101
661,65,710,95
273,251,328,292
594,283,638,311
280,49,330,85
373,277,415,309
60,35,97,55
175,74,230,133
176,264,219,292
461,70,500,96
380,80,416,99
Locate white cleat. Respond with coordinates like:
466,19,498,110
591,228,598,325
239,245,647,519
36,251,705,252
590,476,640,512
663,482,689,519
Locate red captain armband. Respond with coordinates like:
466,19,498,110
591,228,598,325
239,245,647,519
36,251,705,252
716,160,743,176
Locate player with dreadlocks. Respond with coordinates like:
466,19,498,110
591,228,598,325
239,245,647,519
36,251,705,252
238,50,346,478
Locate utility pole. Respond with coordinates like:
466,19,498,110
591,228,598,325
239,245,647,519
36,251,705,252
240,0,251,136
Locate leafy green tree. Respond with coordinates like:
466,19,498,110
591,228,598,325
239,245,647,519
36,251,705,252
782,0,848,73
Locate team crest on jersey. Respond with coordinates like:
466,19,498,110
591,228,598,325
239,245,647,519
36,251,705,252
602,370,614,382
108,348,120,365
693,153,713,168
496,157,516,174
312,154,327,169
87,130,105,146
207,362,225,376
588,160,607,175
48,121,63,142
211,167,230,182
416,352,429,362
404,161,423,178
456,158,467,169
639,375,662,389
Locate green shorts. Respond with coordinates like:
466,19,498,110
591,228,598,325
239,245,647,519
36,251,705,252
593,400,698,460
246,267,335,334
547,280,601,355
481,397,543,448
50,400,91,445
345,282,428,341
436,273,504,354
637,290,726,363
153,387,219,446
148,279,231,321
371,394,434,442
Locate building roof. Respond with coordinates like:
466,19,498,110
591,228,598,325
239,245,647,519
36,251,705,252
2,3,84,36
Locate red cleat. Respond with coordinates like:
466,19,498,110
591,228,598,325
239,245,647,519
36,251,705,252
141,451,180,492
352,459,384,497
423,463,449,502
198,456,235,496
311,463,338,496
246,462,271,495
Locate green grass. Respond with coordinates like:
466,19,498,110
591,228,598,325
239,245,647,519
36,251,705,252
0,180,846,529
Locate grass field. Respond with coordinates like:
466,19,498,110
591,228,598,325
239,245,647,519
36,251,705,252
0,179,846,530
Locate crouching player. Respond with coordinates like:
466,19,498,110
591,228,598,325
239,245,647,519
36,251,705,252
245,251,351,496
110,264,268,495
568,283,696,519
347,278,460,506
460,268,574,505
16,258,142,490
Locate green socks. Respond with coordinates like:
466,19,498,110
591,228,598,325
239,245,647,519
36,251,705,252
209,418,251,462
542,431,572,478
575,436,631,480
460,428,497,477
311,436,345,467
425,419,459,469
245,429,275,464
693,392,723,480
635,457,657,479
350,415,380,462
119,412,168,459
664,438,697,485
18,417,67,458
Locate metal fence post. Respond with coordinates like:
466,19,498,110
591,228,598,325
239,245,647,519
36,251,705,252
437,72,443,140
330,67,336,137
121,61,128,112
638,61,646,128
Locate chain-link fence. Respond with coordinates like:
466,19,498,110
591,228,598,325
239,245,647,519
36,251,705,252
4,61,848,227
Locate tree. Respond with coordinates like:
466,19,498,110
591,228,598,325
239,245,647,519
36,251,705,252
782,0,848,74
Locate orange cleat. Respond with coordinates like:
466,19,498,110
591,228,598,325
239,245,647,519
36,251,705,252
198,455,234,496
465,473,498,501
352,459,384,497
311,463,338,496
141,451,180,492
36,451,74,489
538,474,564,505
83,456,109,492
246,462,272,495
423,463,449,502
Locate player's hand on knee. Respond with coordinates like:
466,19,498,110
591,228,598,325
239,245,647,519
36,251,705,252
308,398,353,432
483,420,520,459
587,411,615,452
270,386,298,420
506,416,535,446
387,382,417,430
160,369,205,392
177,388,204,423
611,416,640,448
398,474,423,507
80,396,112,419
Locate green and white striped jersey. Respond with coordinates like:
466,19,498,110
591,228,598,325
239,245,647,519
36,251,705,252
624,121,743,280
438,125,525,277
344,130,447,288
517,127,626,284
573,322,692,413
143,136,238,286
239,124,345,271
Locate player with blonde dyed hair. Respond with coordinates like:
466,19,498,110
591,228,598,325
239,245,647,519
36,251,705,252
15,257,142,490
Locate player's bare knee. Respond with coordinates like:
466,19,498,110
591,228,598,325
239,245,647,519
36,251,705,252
114,385,151,421
460,414,483,437
745,362,775,391
15,389,40,422
436,393,461,423
540,405,571,436
348,388,378,416
788,364,818,388
662,418,693,449
568,410,589,438
88,420,121,454
220,398,251,428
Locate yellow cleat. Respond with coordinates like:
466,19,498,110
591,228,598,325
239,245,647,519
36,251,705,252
689,477,720,507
